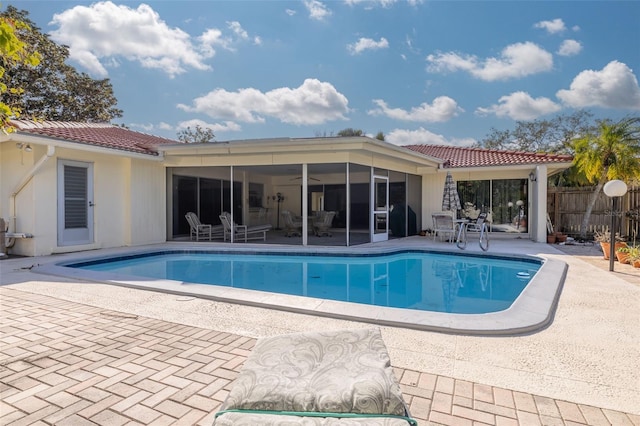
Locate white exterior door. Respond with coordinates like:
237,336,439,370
371,174,389,242
57,160,94,246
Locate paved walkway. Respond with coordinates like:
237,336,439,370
2,287,639,426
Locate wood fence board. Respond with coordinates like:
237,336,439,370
547,186,639,239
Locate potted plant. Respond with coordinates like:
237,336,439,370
620,245,640,268
547,233,556,244
594,231,626,260
615,245,633,264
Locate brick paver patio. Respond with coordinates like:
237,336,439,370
1,287,638,426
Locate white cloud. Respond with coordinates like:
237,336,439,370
158,122,173,131
345,0,397,7
49,1,213,78
177,119,242,133
347,37,389,55
534,18,566,34
304,0,332,21
199,28,229,56
426,42,553,81
130,122,155,132
177,78,350,125
386,127,475,147
49,1,260,78
557,39,582,56
227,21,248,40
556,61,640,109
475,92,561,120
368,97,462,122
285,9,297,16
344,0,424,7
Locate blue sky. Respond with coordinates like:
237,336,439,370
7,0,640,145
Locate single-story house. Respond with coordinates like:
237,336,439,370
0,120,573,256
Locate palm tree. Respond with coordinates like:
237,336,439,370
573,116,640,239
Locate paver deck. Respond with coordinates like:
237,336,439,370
2,287,638,426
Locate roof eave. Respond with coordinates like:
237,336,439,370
3,133,165,161
159,136,443,169
442,161,574,174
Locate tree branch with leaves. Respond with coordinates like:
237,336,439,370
573,116,640,238
177,125,216,143
1,6,122,123
0,10,40,132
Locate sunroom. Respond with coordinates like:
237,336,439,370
160,136,439,246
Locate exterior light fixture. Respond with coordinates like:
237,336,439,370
529,171,537,182
603,180,628,272
16,143,32,152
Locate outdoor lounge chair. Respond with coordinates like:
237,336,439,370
312,210,335,237
456,212,490,251
219,211,272,242
185,212,224,241
214,328,416,425
432,211,457,242
281,210,303,237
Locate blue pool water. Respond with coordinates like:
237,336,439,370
68,250,541,314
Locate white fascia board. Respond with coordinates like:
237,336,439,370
160,136,443,169
3,133,164,161
442,162,573,175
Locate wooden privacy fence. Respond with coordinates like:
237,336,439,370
547,185,640,241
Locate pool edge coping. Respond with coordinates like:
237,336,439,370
32,245,568,336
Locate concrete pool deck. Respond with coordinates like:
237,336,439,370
1,237,639,425
32,243,567,336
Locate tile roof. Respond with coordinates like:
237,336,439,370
404,144,573,168
7,121,574,167
9,120,181,156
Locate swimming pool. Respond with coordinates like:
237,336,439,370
69,251,539,315
37,246,567,335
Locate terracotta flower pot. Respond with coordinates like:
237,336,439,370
547,234,556,244
615,250,631,264
600,242,627,260
633,259,640,268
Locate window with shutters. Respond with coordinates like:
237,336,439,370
64,165,87,229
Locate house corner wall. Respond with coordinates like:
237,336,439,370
128,159,166,245
534,165,548,243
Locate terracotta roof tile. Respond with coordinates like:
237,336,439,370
404,144,573,168
7,121,575,167
9,120,181,156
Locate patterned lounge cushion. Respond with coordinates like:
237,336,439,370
218,328,408,417
214,412,412,425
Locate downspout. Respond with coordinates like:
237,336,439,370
6,145,56,249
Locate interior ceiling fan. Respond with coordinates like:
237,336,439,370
290,176,320,182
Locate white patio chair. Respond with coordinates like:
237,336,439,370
456,212,489,251
312,211,336,237
185,212,224,241
281,210,303,237
431,211,457,242
219,212,272,242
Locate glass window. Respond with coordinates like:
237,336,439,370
457,179,528,233
492,179,528,233
457,180,490,220
248,183,264,208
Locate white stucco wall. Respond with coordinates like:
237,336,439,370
0,142,165,256
422,168,542,240
127,158,167,246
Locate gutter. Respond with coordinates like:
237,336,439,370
5,145,55,250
